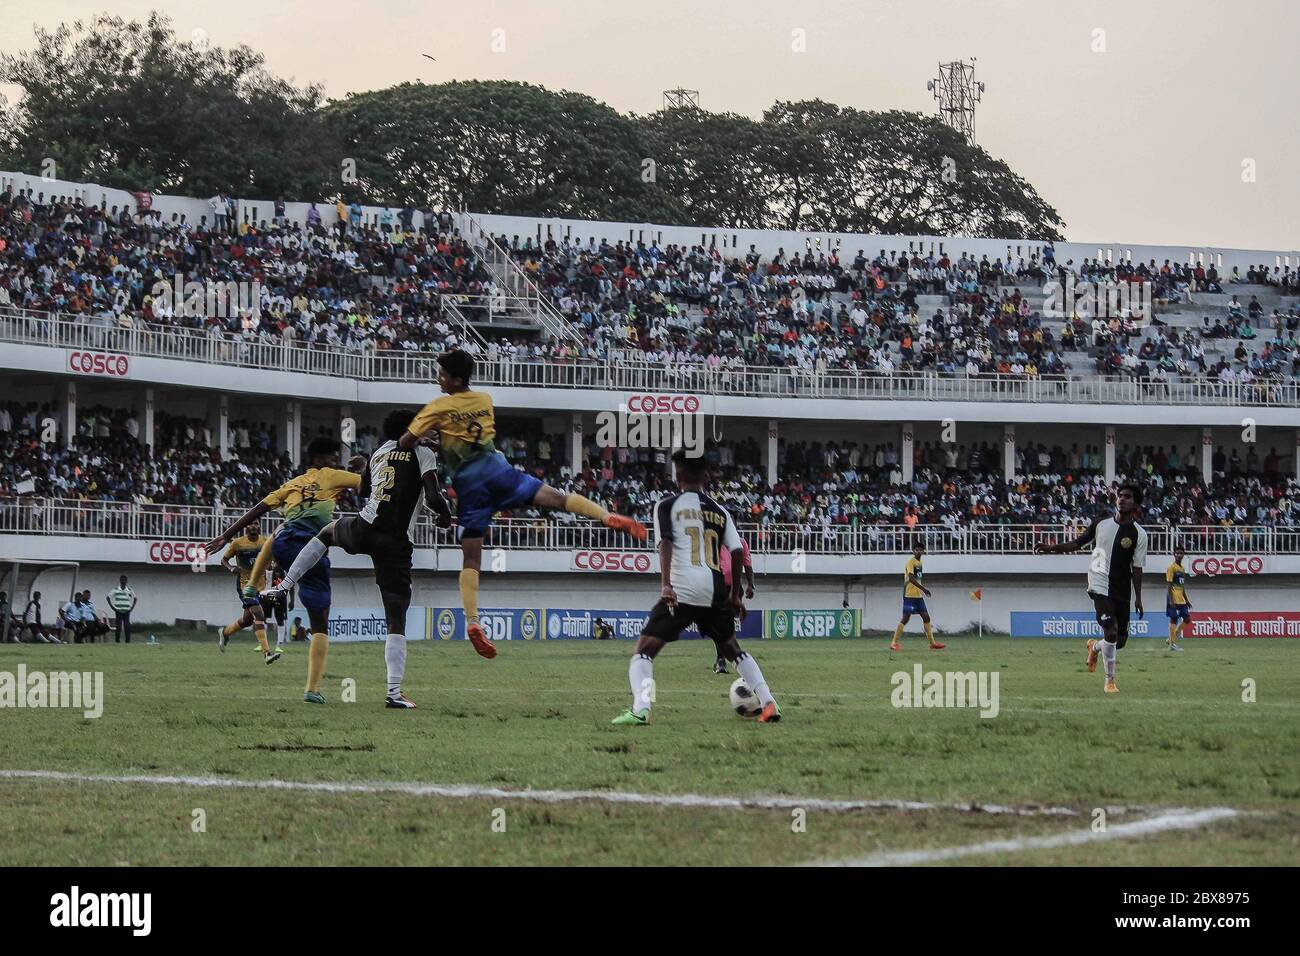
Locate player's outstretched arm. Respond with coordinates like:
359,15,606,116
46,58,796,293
204,501,271,556
1133,567,1144,617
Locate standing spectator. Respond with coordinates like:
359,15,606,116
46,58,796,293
108,575,138,643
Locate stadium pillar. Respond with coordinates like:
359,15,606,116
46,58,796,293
218,395,229,461
1295,429,1300,479
1202,427,1213,483
1003,425,1015,482
1104,426,1116,482
286,402,301,469
340,404,353,458
766,420,778,486
63,381,75,450
901,423,914,483
144,389,155,454
570,413,583,474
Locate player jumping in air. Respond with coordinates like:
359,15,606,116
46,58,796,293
713,518,753,674
264,409,452,708
1165,545,1190,651
204,436,363,703
397,349,646,659
890,540,945,651
217,523,282,664
613,447,781,725
1035,484,1148,694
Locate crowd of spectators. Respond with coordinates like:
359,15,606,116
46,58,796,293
4,184,1300,392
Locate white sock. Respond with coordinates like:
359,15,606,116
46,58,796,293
629,653,654,713
1100,639,1117,681
735,652,775,707
385,633,407,697
282,536,327,589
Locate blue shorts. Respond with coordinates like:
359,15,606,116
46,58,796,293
1167,604,1190,622
453,452,543,538
902,597,928,617
273,527,331,613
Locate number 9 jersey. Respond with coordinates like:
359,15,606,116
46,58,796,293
408,390,496,478
656,490,743,609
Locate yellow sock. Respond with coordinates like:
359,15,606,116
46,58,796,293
222,621,241,639
1168,623,1177,644
924,621,936,645
254,627,269,654
564,493,608,523
459,568,480,623
891,623,904,644
306,633,328,692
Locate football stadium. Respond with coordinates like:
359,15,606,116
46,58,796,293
0,3,1296,897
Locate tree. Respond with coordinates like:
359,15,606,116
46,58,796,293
0,12,339,198
323,80,681,222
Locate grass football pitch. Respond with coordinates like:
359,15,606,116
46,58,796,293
0,635,1296,866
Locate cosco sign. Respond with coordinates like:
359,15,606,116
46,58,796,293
1189,556,1264,576
148,541,208,564
68,350,130,377
572,550,653,572
626,394,700,414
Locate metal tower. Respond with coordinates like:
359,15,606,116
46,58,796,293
662,88,700,111
927,59,985,143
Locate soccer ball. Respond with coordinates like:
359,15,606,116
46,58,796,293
729,678,762,718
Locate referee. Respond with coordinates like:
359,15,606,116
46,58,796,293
108,575,138,643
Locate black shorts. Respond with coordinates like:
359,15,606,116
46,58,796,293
333,515,413,605
1089,591,1130,642
259,595,287,626
641,600,735,643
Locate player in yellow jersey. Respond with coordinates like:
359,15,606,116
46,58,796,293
216,524,282,664
398,350,647,659
1165,545,1190,652
889,540,944,651
204,436,363,703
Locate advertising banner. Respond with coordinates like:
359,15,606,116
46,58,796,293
542,607,763,641
763,608,861,639
325,607,430,643
1187,611,1300,638
1010,611,1158,639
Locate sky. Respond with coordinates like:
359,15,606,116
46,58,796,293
0,0,1295,252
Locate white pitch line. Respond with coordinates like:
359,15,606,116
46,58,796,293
816,807,1243,867
0,768,1102,817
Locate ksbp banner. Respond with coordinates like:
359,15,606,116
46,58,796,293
570,550,656,573
67,349,130,378
1011,611,1158,639
764,608,862,639
544,607,763,641
1188,611,1300,638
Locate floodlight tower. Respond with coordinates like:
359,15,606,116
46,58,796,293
927,59,985,143
662,88,700,111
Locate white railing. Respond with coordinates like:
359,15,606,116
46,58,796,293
1,497,1295,555
5,305,1298,406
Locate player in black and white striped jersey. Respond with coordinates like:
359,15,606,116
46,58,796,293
1035,484,1148,694
612,448,781,725
265,408,451,708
